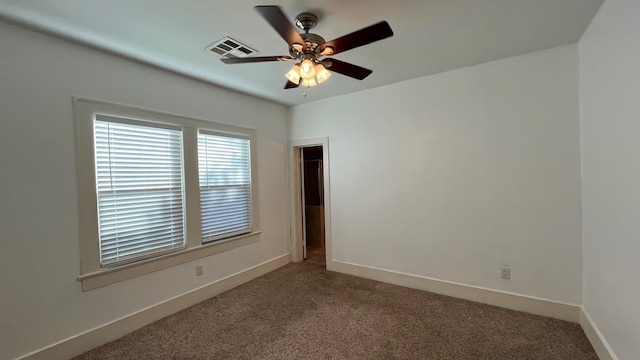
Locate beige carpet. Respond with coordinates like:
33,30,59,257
74,262,597,359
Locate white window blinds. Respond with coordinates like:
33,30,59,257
197,131,252,242
94,116,185,266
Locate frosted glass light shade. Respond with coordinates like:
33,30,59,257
299,59,316,80
301,78,317,87
285,64,300,84
315,64,331,83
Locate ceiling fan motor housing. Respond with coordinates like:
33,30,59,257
289,12,327,60
290,32,326,57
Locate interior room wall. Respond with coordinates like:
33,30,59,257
579,0,640,358
290,44,583,305
0,21,289,360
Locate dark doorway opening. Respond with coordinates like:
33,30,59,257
302,146,325,266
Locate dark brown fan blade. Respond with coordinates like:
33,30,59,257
284,80,300,89
221,56,293,64
325,58,372,80
255,6,306,48
318,21,393,56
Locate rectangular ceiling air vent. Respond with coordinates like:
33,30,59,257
206,37,258,58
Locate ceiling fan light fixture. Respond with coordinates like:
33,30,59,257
315,63,331,83
299,59,316,80
301,78,317,87
285,64,301,84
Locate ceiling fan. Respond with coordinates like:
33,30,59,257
221,5,394,89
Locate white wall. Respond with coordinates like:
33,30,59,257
290,45,583,304
0,22,289,360
580,0,640,358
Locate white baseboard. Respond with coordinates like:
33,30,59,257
17,254,291,360
579,307,618,360
327,259,580,323
18,256,614,360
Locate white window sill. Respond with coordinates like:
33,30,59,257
78,231,261,291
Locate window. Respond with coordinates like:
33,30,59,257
74,99,260,291
94,117,185,267
198,131,252,242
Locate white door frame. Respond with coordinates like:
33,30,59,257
300,147,307,260
288,137,332,268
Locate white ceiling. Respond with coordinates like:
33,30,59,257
0,0,603,106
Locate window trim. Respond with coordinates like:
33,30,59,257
73,98,260,291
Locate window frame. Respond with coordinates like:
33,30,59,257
74,98,260,291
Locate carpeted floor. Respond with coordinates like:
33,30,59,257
74,262,597,359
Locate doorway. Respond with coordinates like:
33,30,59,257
301,146,325,265
289,138,331,268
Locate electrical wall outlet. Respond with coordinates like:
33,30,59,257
501,266,510,279
196,265,203,277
